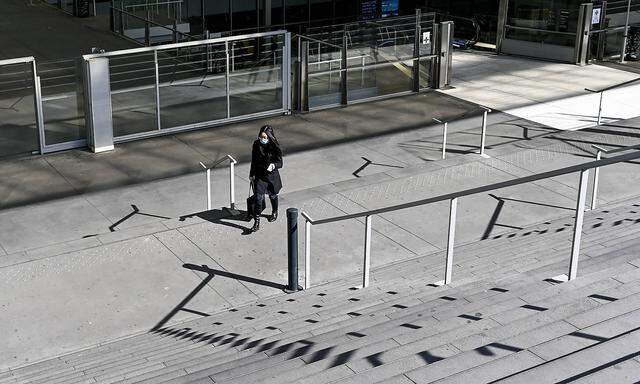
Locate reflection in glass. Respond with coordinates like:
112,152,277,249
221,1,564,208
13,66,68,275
158,44,228,129
109,52,158,138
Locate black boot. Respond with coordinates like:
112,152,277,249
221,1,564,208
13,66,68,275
268,196,279,222
251,216,260,232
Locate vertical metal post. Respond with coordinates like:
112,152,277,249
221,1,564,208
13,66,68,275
305,220,311,289
340,31,348,106
287,208,300,292
413,8,421,92
361,56,365,87
442,121,448,160
206,168,211,210
225,41,231,118
154,50,161,130
229,160,235,209
496,0,508,54
444,198,457,284
363,215,373,288
283,32,292,113
569,170,590,280
620,0,632,63
300,40,309,112
145,9,151,46
480,110,488,157
597,91,604,125
172,19,178,43
591,151,602,210
119,8,124,35
575,3,593,66
32,60,46,154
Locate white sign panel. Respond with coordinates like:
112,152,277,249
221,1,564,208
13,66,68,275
592,8,602,25
422,31,431,45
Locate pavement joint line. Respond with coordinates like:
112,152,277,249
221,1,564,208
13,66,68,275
153,232,235,310
331,190,440,253
174,226,265,300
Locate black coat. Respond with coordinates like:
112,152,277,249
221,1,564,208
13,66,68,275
249,140,283,194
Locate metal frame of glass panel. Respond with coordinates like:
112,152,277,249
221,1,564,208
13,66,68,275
0,57,46,155
83,30,291,143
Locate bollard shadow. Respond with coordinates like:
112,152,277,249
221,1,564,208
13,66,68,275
184,263,287,291
110,204,171,232
179,208,254,235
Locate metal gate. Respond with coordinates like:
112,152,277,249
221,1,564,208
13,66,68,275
294,11,443,112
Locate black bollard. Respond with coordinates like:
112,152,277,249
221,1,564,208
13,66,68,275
286,208,300,292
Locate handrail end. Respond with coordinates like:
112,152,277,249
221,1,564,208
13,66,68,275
199,162,207,169
591,144,609,153
227,154,238,164
301,211,315,224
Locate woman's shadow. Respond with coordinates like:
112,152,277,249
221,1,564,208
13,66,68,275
180,208,261,235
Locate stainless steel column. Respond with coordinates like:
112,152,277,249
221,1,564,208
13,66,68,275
300,40,310,112
436,21,453,89
84,57,114,153
283,32,292,114
496,0,508,54
575,3,593,66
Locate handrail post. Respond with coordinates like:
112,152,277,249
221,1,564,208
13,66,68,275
597,91,604,125
305,219,311,289
444,197,457,284
591,150,602,210
442,121,448,160
286,208,300,293
229,160,235,209
363,215,372,288
480,110,488,157
569,170,589,280
206,168,211,210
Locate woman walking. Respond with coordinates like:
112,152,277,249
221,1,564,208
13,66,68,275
248,125,283,232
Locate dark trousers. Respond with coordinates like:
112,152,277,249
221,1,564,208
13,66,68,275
254,193,278,216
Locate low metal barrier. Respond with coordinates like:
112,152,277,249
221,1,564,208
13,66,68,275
300,149,640,290
199,154,237,211
432,105,492,160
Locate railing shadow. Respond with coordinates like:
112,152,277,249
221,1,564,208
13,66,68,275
179,208,253,235
183,263,287,291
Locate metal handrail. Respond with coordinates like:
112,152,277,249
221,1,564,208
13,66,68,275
199,155,237,211
589,142,640,210
83,30,288,59
585,77,640,125
300,149,640,290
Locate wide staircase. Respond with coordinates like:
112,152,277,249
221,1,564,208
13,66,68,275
1,196,640,383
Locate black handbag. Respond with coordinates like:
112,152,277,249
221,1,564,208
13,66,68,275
246,181,265,217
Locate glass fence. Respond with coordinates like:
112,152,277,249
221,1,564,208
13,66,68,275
102,31,289,142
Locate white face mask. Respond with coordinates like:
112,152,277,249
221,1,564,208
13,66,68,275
260,137,269,145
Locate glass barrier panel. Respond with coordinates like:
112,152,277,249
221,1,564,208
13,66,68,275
346,60,413,102
419,57,433,90
158,43,228,129
109,52,159,137
38,59,86,145
0,62,39,157
229,35,284,117
308,43,342,109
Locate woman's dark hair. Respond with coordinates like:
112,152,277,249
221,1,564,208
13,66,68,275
259,125,280,147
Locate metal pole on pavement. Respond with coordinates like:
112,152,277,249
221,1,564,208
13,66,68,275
287,208,300,292
229,159,235,209
480,108,491,157
597,91,604,125
362,215,372,288
569,170,590,280
591,150,602,210
621,0,632,63
444,197,457,284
